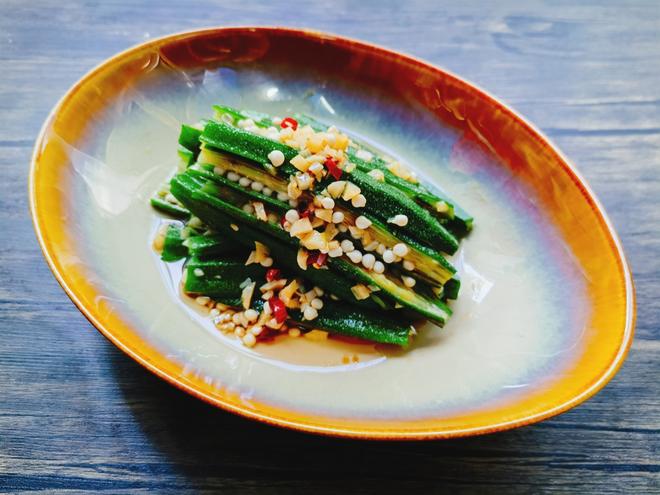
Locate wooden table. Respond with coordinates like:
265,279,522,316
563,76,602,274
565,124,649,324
1,2,658,493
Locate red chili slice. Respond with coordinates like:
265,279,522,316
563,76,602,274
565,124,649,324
280,117,298,131
265,268,281,282
324,156,342,180
269,297,288,323
307,252,328,267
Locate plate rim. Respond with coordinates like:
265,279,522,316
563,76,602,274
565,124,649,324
29,26,636,440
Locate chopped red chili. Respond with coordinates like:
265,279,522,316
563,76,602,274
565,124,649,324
265,268,281,282
280,117,298,131
269,297,288,323
307,251,328,268
324,156,342,180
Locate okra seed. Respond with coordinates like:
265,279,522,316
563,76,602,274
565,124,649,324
347,250,363,264
403,260,416,271
251,181,264,192
362,253,376,269
355,216,372,230
267,149,285,167
373,261,385,274
332,211,345,223
239,177,252,187
402,276,417,288
389,214,409,226
321,197,335,209
382,250,395,263
311,298,324,310
304,306,319,320
340,240,354,252
285,209,300,223
393,243,409,257
227,171,240,182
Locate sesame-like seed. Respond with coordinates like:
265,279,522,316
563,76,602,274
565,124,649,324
362,253,376,269
382,250,395,263
351,194,367,208
239,177,252,187
311,298,324,310
402,275,417,288
303,306,319,320
340,240,354,253
393,243,409,257
232,313,243,325
250,325,263,336
321,197,335,209
373,261,385,274
403,260,416,271
230,223,239,231
251,181,264,192
234,326,246,337
355,216,371,230
285,209,300,223
267,149,285,167
227,171,240,182
277,191,289,201
242,333,256,347
245,309,258,322
193,268,204,277
389,214,409,226
331,211,344,223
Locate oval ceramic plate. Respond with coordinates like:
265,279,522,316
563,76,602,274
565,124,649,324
30,27,635,439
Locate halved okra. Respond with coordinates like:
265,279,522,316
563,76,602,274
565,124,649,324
150,196,191,220
186,257,412,346
170,171,453,325
161,224,188,262
194,147,456,288
212,105,473,236
199,120,459,254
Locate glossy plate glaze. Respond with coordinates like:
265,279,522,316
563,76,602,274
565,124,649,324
29,27,635,439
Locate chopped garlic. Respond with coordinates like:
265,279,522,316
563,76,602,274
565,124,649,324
351,284,371,300
341,182,361,201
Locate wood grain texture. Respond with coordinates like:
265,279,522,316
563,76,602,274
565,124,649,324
1,1,658,493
